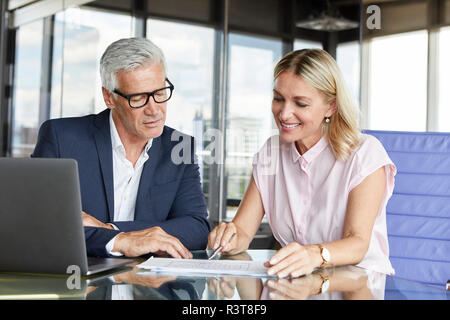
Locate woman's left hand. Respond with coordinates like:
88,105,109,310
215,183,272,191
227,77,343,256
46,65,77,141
264,242,321,278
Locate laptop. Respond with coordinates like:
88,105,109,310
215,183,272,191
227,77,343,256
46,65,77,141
0,157,133,276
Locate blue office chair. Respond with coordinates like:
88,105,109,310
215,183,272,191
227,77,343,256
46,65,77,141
364,130,450,288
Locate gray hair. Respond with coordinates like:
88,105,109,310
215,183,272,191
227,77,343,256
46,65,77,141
100,37,167,92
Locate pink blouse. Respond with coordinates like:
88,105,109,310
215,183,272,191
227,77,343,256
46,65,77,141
252,133,396,275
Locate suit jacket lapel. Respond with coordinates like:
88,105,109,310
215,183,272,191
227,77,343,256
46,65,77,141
135,135,161,219
93,109,115,222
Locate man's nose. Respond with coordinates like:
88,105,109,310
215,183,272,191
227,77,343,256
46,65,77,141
143,97,160,115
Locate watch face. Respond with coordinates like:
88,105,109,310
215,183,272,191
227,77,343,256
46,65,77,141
321,280,330,294
322,247,331,262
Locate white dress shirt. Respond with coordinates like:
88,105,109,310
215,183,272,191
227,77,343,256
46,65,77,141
105,111,152,256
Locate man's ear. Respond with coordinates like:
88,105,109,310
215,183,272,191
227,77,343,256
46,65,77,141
102,87,116,110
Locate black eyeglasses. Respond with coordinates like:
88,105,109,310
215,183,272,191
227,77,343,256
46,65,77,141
113,78,174,108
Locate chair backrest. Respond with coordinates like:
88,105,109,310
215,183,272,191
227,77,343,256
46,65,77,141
364,130,450,287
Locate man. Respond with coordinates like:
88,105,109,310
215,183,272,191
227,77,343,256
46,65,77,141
32,37,210,258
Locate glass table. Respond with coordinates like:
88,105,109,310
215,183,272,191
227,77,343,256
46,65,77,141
0,250,448,300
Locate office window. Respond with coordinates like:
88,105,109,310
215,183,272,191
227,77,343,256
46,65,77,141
11,19,44,157
225,33,282,220
337,41,360,104
52,8,133,118
294,39,322,50
146,19,214,136
146,18,215,195
368,30,428,131
438,27,450,132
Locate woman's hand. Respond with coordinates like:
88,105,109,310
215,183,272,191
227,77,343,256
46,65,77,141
207,277,237,299
264,242,322,278
206,176,264,256
207,222,243,255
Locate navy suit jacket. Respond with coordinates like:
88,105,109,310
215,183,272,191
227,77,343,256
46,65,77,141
31,109,210,257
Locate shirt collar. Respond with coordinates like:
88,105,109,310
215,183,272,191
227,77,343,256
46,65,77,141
109,111,153,154
291,135,329,164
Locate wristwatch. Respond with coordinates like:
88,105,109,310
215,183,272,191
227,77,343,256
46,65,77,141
318,244,331,268
318,273,330,294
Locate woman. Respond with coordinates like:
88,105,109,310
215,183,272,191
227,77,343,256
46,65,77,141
208,49,396,279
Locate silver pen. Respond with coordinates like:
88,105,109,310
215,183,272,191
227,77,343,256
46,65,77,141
208,233,236,260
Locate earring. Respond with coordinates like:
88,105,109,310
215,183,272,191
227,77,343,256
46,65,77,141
325,117,330,123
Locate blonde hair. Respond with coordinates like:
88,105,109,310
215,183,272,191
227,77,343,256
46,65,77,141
274,49,360,160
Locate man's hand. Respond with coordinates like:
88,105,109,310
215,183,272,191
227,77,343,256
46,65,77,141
113,261,177,288
112,226,193,259
82,211,114,230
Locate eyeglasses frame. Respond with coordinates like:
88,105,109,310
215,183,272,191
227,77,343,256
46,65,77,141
113,78,174,108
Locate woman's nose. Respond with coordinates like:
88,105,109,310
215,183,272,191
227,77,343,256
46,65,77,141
279,102,296,121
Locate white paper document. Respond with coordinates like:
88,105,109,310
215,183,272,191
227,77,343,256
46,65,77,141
136,257,276,278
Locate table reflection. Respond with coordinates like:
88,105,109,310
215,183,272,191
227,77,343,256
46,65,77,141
205,251,264,300
261,266,386,300
86,260,206,300
204,266,385,300
0,250,447,300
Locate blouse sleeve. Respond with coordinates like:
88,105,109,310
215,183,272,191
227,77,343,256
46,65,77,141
348,134,397,202
252,135,280,194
